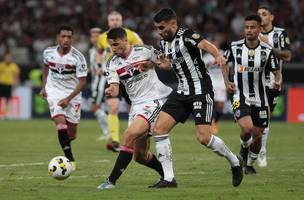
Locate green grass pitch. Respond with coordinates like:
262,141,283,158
0,119,304,200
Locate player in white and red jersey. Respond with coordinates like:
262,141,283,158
97,27,172,189
40,25,88,170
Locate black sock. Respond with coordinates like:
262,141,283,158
108,150,133,184
143,154,164,178
58,129,74,161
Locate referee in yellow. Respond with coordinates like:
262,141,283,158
97,11,143,152
0,52,20,119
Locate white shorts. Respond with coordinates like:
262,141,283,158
213,86,227,102
47,97,81,124
128,98,166,134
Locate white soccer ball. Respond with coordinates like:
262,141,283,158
48,156,72,180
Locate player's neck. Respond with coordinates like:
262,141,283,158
262,24,273,34
245,39,259,49
58,46,71,56
122,45,132,59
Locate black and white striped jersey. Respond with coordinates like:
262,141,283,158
159,28,212,95
260,26,290,88
225,39,279,107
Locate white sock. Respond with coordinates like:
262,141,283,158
94,109,109,136
240,136,253,148
247,151,258,166
207,135,239,167
154,135,174,182
260,127,269,154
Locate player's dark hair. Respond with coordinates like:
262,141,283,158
107,27,127,40
258,4,274,14
153,8,177,23
245,14,262,24
57,25,74,35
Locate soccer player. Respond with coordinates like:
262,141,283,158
149,8,243,188
97,27,171,189
223,14,281,174
203,34,227,134
89,27,110,141
97,11,143,152
257,4,291,167
40,25,88,171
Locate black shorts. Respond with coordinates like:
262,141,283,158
0,84,12,99
266,88,280,113
232,100,269,128
161,92,214,125
106,83,131,105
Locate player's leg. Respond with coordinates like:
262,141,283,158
66,121,77,141
107,97,120,151
211,88,226,134
98,116,149,189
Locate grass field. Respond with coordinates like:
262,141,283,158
0,119,304,200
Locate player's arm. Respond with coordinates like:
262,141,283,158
40,51,49,99
268,51,282,90
197,40,226,67
222,47,236,93
105,83,119,97
104,59,120,97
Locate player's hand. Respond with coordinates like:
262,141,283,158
225,81,236,93
259,35,269,44
39,87,47,99
273,80,282,90
57,97,70,108
214,54,227,67
156,54,171,70
105,85,119,97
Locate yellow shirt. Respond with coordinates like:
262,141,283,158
97,28,142,61
0,62,20,85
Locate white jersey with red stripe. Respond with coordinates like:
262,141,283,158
43,45,88,101
106,45,172,105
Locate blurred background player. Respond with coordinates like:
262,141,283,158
257,4,291,167
0,52,20,119
97,11,143,152
224,14,281,174
40,25,88,170
89,27,110,141
203,34,227,134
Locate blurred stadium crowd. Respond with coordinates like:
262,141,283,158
0,0,303,68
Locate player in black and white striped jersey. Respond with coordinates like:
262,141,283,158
149,8,243,188
257,4,291,167
223,14,281,174
89,27,110,141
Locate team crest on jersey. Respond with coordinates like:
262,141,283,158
192,33,200,39
57,63,65,73
248,49,255,57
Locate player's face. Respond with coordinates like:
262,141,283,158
257,9,274,27
154,20,176,41
244,20,261,41
57,30,73,49
108,14,123,29
108,37,128,56
90,32,100,46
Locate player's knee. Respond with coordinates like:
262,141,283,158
123,129,137,145
134,152,147,164
196,130,212,145
240,125,253,135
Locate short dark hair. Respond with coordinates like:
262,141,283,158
57,25,74,35
107,27,127,40
245,14,262,24
258,4,274,14
153,8,177,23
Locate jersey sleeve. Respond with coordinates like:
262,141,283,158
76,54,88,78
279,30,290,50
224,46,234,64
146,46,161,63
42,49,48,65
183,29,204,47
105,59,120,84
266,50,279,72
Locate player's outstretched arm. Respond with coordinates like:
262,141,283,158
155,54,172,70
222,64,236,93
57,77,87,108
197,40,226,67
39,64,49,99
273,70,282,90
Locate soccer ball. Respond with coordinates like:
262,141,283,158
48,156,72,180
